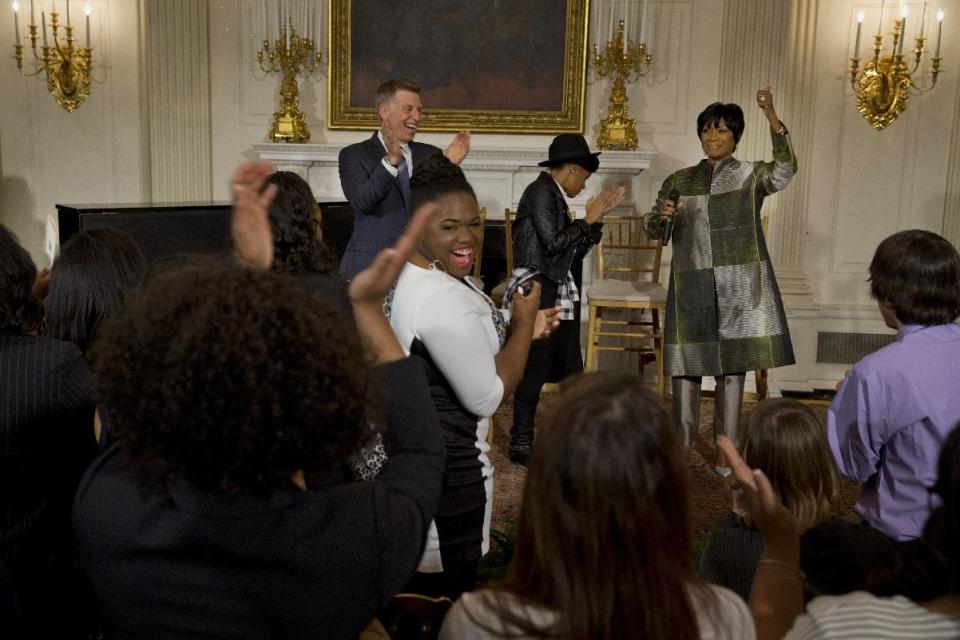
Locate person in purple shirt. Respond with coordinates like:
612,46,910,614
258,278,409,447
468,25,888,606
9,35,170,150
829,229,960,541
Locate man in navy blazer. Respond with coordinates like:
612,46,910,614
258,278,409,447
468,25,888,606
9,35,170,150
338,78,471,279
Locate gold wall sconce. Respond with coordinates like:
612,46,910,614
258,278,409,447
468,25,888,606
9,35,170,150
848,2,944,130
11,0,94,112
590,0,655,150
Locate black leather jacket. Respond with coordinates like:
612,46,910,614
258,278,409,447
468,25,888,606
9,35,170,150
512,172,603,284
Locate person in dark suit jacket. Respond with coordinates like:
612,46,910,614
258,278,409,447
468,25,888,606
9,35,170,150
338,78,471,279
507,134,625,465
0,224,96,639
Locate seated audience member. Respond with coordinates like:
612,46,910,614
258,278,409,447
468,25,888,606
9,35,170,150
699,398,896,600
261,170,351,316
829,229,960,541
440,372,754,640
388,155,554,599
0,225,96,639
72,163,446,640
43,228,146,354
722,424,960,640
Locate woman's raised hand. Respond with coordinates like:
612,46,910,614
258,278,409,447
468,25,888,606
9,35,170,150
230,161,277,270
717,436,798,545
348,204,434,364
350,204,433,307
585,186,627,224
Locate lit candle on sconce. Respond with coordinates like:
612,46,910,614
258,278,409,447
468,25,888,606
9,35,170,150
935,9,944,56
84,1,90,48
898,5,907,55
920,1,928,38
855,11,864,58
12,1,21,46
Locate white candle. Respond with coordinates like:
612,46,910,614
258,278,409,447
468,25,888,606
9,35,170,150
855,11,864,58
40,8,46,44
647,1,653,54
935,9,943,56
878,0,885,34
83,1,89,48
898,5,907,55
30,0,33,25
607,0,613,38
624,0,630,47
65,0,68,25
920,0,927,37
642,0,649,45
13,1,21,46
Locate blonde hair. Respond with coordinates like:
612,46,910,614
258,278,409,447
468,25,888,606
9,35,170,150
740,398,839,530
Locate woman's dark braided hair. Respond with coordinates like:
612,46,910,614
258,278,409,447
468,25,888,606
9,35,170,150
263,171,337,275
410,153,476,211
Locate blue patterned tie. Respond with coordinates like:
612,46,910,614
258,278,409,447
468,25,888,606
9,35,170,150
397,154,411,207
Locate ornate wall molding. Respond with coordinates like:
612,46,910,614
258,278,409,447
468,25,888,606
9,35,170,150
141,0,212,201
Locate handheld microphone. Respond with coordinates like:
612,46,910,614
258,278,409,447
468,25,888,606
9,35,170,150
661,189,680,246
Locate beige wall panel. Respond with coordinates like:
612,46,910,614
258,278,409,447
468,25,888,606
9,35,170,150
0,0,143,262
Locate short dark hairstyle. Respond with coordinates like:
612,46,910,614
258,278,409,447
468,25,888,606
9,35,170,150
375,78,421,109
868,229,960,325
0,224,42,335
43,229,146,353
89,264,376,495
697,102,745,144
410,153,477,213
263,171,337,275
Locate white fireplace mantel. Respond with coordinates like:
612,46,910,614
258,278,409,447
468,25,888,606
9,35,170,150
252,143,657,220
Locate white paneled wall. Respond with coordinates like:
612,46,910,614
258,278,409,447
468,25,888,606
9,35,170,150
2,0,959,392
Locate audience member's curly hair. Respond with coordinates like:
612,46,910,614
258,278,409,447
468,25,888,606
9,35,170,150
44,228,146,353
0,224,42,335
263,171,337,275
90,263,375,494
869,229,960,325
410,153,476,212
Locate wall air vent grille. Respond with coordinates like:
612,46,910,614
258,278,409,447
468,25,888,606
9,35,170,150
816,332,896,365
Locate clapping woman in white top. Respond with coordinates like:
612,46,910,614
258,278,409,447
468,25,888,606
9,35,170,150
388,154,557,599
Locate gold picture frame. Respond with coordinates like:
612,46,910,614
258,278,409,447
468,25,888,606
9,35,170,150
328,0,589,133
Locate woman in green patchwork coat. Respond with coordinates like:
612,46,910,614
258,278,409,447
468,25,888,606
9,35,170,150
644,87,796,475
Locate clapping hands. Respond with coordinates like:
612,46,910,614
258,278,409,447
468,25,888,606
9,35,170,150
585,186,627,224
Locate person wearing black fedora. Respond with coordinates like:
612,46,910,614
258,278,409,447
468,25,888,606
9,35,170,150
503,133,626,465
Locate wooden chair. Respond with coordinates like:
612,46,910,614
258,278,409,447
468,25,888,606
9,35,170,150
490,208,516,305
472,207,487,280
584,214,668,397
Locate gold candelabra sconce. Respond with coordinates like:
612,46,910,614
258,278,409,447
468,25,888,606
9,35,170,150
848,3,945,131
11,0,94,112
258,15,321,143
591,17,653,150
